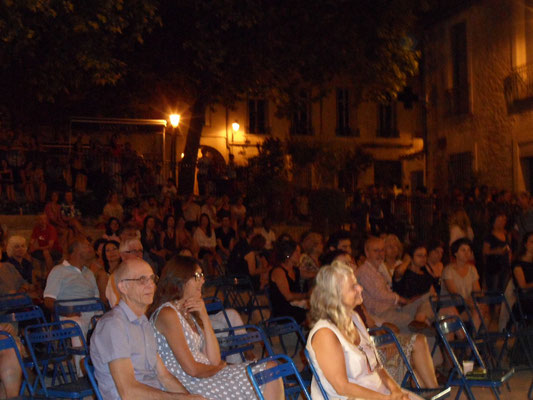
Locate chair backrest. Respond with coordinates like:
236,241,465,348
246,354,311,400
0,304,47,325
0,293,33,311
430,294,476,331
303,348,330,400
204,296,232,328
262,316,306,358
0,330,34,396
84,356,103,400
435,315,487,379
54,297,106,321
216,324,274,361
471,291,514,335
369,326,421,389
24,320,88,397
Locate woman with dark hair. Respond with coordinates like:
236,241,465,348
512,231,533,316
93,240,121,306
176,216,198,255
102,217,121,242
442,238,486,329
269,239,310,324
393,243,436,300
141,216,165,273
425,240,444,294
147,256,283,399
160,214,177,258
244,234,270,291
0,159,16,202
193,213,219,274
482,211,511,292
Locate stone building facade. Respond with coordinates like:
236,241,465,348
422,0,533,193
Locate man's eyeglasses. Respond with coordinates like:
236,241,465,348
121,274,159,285
194,271,204,281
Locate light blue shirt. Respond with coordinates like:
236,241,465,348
43,260,98,300
90,300,163,400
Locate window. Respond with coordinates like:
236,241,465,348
449,22,469,115
248,99,268,134
336,88,352,136
290,91,312,135
377,103,398,138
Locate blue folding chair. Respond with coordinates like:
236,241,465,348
204,296,233,331
303,348,330,400
370,326,451,400
472,291,533,370
247,354,311,400
24,320,96,398
222,275,269,323
0,330,34,397
84,356,103,400
262,316,306,359
216,324,274,362
53,297,106,322
0,293,33,311
435,315,515,400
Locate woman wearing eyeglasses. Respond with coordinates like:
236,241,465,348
147,255,283,400
306,261,422,400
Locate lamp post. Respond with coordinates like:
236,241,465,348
232,121,240,143
169,114,180,183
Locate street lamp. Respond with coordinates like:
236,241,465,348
169,114,181,183
232,121,239,142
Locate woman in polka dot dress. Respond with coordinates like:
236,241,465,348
147,255,283,400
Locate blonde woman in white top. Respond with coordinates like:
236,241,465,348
306,261,422,400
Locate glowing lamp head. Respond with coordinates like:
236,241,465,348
170,114,181,128
232,122,240,132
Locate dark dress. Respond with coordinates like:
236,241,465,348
6,256,33,284
484,233,511,292
268,266,307,324
392,267,434,299
512,259,533,316
162,229,177,256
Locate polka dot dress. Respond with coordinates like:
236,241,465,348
151,302,264,399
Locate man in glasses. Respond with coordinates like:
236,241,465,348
90,258,204,400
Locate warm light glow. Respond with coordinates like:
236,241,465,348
170,114,181,128
232,121,240,132
181,153,185,158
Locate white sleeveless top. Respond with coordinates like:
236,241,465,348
306,313,388,400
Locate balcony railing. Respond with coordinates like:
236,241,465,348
504,63,533,109
444,86,470,116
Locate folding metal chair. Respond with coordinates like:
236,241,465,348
204,296,232,331
53,297,106,322
216,324,274,362
262,316,306,359
303,348,330,400
0,330,34,397
369,326,451,400
222,275,269,323
0,293,33,311
472,291,533,370
84,356,103,400
24,320,96,398
435,315,515,400
247,354,311,400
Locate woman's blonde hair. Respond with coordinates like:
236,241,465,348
310,261,357,343
301,232,322,255
383,234,403,260
6,235,27,258
449,209,471,232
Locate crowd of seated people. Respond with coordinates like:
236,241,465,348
0,180,533,398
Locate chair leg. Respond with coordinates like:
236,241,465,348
463,384,477,400
454,386,463,400
491,387,501,400
528,378,533,399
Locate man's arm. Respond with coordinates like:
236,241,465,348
155,355,189,394
109,358,204,400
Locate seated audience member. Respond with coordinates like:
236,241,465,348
326,230,353,255
393,243,436,299
102,192,124,222
160,197,175,222
324,251,438,387
147,256,283,400
356,237,433,334
160,215,177,259
182,194,201,228
230,196,246,230
120,223,141,242
214,211,235,262
147,196,162,220
306,262,424,400
0,260,39,298
141,216,165,274
29,214,62,272
201,195,219,228
193,213,219,274
94,241,121,307
513,231,533,316
243,234,270,291
448,208,474,246
89,238,107,277
176,216,198,256
6,236,35,284
216,195,231,217
442,238,487,330
0,329,23,398
102,217,121,243
90,258,204,400
226,226,252,275
242,215,255,238
257,217,276,251
132,199,149,229
300,231,323,277
44,240,98,337
161,178,178,201
60,190,85,238
425,240,445,294
381,234,408,287
483,211,511,293
269,239,310,325
45,191,70,252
